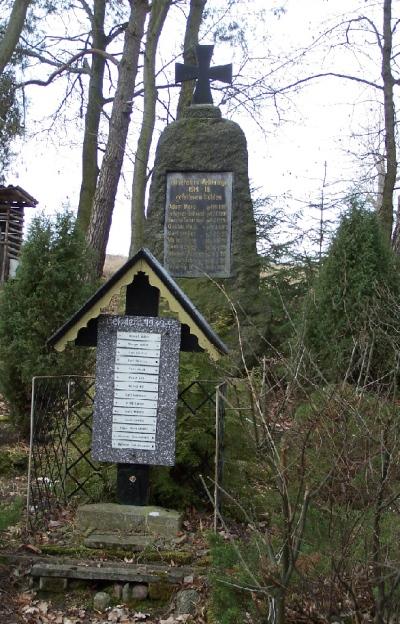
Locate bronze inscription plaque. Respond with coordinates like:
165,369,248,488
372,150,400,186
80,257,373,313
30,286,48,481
164,172,232,277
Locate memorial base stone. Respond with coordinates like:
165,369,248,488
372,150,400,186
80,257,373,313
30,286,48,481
84,532,154,551
76,503,182,538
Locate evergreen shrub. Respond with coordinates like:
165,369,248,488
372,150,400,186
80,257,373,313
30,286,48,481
304,203,400,383
151,353,218,508
0,211,97,432
208,533,262,624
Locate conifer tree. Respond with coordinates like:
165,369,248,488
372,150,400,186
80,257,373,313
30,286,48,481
0,211,97,431
304,202,400,385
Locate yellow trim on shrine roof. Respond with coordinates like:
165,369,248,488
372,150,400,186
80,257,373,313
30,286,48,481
53,258,221,361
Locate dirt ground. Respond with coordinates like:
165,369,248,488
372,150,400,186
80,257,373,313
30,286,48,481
0,409,210,624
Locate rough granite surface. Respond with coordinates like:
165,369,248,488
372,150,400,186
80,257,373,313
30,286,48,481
77,503,182,537
144,105,269,363
92,315,181,466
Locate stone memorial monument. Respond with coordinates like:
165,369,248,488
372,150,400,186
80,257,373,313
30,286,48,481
145,45,267,362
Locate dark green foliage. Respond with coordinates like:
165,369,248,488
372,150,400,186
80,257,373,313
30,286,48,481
255,196,318,352
0,211,97,432
304,203,400,383
261,260,316,351
200,199,400,620
208,533,261,624
0,446,28,475
0,496,23,531
290,386,400,617
0,71,22,178
151,354,217,508
293,386,400,508
208,379,400,620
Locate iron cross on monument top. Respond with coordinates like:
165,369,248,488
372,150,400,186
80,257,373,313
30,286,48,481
175,44,232,105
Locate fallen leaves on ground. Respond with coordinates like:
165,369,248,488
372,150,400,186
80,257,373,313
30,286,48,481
17,599,198,624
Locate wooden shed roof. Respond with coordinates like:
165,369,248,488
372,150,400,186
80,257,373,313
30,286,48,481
48,247,228,361
0,185,38,208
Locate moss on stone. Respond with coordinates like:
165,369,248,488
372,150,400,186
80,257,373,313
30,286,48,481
40,543,194,565
195,555,211,567
145,104,270,367
40,544,96,558
148,581,177,601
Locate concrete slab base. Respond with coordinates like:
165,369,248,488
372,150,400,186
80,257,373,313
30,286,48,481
84,532,154,551
31,561,193,584
76,503,182,538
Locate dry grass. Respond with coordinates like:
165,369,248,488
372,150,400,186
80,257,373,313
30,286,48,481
103,255,127,279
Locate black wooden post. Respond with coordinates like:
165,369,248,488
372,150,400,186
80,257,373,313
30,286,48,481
116,272,160,505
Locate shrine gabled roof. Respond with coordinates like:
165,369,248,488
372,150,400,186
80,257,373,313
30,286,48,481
0,185,38,207
48,247,228,361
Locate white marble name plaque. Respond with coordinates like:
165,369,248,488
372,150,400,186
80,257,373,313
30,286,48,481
117,332,161,344
112,440,155,450
117,339,160,353
114,397,158,409
114,388,159,400
115,380,158,392
92,315,181,466
114,363,160,375
113,432,155,441
114,328,160,448
115,354,160,367
112,407,157,417
113,422,156,432
114,372,159,383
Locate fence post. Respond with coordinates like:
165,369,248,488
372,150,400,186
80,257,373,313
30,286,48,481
214,381,227,531
26,376,37,530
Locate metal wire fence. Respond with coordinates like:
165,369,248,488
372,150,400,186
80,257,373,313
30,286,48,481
27,375,225,531
27,375,110,531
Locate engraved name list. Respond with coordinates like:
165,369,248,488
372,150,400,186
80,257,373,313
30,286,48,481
92,316,181,466
165,172,232,277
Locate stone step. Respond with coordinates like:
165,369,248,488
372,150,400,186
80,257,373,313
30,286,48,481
31,561,195,585
84,532,154,551
76,503,182,538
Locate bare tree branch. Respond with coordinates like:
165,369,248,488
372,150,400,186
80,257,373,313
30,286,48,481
19,48,119,88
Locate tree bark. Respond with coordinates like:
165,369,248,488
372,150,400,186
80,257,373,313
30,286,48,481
0,0,30,75
129,0,171,255
380,0,396,243
176,0,207,119
76,0,107,233
86,0,148,276
391,197,400,254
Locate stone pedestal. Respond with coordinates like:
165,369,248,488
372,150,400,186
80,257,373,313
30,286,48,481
76,503,182,538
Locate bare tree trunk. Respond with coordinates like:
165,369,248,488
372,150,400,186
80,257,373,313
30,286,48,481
391,197,400,254
380,0,397,243
176,0,207,119
87,0,148,276
129,0,171,255
76,0,107,233
0,0,30,75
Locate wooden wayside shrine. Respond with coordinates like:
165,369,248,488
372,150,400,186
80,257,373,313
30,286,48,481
0,185,38,283
48,247,228,506
48,247,227,360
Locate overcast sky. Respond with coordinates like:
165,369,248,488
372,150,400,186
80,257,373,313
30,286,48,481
9,0,395,256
